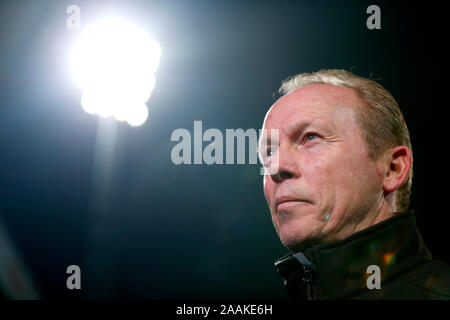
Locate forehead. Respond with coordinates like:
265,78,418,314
263,84,362,130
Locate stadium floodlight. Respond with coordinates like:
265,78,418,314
69,17,161,126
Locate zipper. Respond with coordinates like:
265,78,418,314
302,265,314,300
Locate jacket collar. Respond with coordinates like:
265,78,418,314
275,211,433,299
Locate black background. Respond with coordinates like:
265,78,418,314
0,0,448,299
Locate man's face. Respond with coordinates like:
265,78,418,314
260,84,385,252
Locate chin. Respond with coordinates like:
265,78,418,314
277,220,324,252
279,229,316,252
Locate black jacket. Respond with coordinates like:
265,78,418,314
275,211,450,299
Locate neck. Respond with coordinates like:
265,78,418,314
354,192,396,235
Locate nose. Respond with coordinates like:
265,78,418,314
269,145,298,183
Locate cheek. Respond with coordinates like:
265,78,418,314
304,147,372,192
335,151,381,195
300,151,338,210
263,180,274,206
375,168,383,179
303,150,339,184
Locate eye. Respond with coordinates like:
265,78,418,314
305,133,319,141
264,144,278,157
261,148,277,165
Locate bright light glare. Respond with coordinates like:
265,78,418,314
70,17,161,126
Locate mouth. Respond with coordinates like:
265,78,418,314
275,197,309,212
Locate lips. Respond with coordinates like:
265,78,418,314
275,196,309,212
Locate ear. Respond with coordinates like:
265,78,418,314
382,146,412,193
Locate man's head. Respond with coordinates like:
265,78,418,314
259,69,412,252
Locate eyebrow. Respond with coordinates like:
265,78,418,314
282,117,329,139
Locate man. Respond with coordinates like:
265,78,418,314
258,69,450,300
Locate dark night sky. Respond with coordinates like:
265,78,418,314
0,0,448,299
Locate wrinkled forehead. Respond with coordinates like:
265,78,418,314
262,84,361,130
